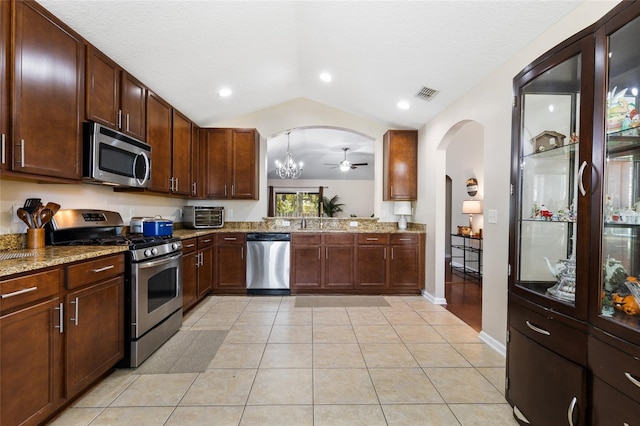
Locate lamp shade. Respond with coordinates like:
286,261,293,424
394,201,412,216
462,200,482,214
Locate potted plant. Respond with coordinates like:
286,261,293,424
322,195,344,217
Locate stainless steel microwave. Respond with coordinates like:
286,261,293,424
83,121,151,188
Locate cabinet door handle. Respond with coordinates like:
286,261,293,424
70,297,79,325
54,302,64,333
93,265,115,273
318,247,321,259
625,372,640,388
231,184,235,196
224,185,227,196
525,320,550,336
578,161,587,196
391,247,395,259
117,110,122,129
175,177,179,192
567,396,577,426
19,139,25,168
126,113,130,132
384,247,387,260
325,247,328,260
241,247,244,260
512,405,530,424
1,286,37,299
192,182,197,195
1,133,5,164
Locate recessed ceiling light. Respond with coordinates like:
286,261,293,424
218,88,232,97
319,72,332,83
397,101,410,110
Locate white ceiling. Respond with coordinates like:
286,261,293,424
37,0,583,180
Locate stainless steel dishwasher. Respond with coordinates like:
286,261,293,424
246,233,291,295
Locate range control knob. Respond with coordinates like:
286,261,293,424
144,249,152,257
172,242,181,250
151,248,158,256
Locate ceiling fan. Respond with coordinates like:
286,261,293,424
324,148,369,172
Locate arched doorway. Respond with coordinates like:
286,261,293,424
439,120,484,330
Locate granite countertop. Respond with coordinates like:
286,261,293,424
1,226,425,279
0,246,129,279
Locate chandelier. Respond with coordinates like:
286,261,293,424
275,131,303,179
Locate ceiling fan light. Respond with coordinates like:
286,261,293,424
340,163,351,172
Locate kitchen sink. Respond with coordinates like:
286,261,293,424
0,252,36,261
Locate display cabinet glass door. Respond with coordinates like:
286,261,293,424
513,46,590,317
597,15,640,341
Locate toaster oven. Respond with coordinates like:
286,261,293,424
183,206,224,229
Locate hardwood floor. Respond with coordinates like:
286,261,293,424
445,258,482,332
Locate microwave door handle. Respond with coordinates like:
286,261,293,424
133,152,150,186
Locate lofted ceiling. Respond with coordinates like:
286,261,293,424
36,0,584,180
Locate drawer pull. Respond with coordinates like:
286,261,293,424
54,303,64,334
366,238,378,241
93,265,115,273
185,243,196,248
1,286,37,299
399,238,411,241
625,372,640,388
202,239,212,243
525,320,550,336
224,237,237,241
567,396,577,426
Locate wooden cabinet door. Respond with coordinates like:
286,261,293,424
65,277,124,399
292,245,322,289
197,245,213,297
216,234,246,289
356,246,387,289
204,128,229,198
121,72,146,141
1,298,62,426
182,250,198,310
325,234,355,289
146,91,172,192
86,45,119,129
172,110,191,195
507,328,586,425
389,244,419,290
0,0,9,172
13,0,83,180
190,125,204,198
383,130,417,201
230,129,259,199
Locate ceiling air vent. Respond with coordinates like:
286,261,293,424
415,86,439,102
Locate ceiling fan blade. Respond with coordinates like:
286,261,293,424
323,163,338,166
351,163,368,166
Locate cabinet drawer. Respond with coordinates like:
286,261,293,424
217,233,245,244
358,234,389,245
66,254,125,290
509,300,586,365
390,234,419,245
182,238,198,254
325,233,354,245
589,335,640,404
0,268,61,313
197,235,214,248
292,234,321,245
591,375,640,425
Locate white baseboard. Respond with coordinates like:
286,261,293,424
421,289,446,305
479,331,506,357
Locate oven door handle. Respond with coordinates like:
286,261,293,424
138,253,182,269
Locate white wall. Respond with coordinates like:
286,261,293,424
267,179,375,218
415,0,620,351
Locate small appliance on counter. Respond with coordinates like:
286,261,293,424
183,206,224,229
130,216,173,237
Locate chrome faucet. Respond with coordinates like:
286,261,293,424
301,216,307,229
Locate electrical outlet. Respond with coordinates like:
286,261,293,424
350,221,358,227
282,220,290,227
227,209,234,217
488,209,498,224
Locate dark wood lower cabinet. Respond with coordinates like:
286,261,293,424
507,328,586,425
181,245,198,311
65,277,123,399
214,233,246,293
590,375,640,425
197,236,214,298
1,298,62,426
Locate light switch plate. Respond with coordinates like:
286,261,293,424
488,209,498,224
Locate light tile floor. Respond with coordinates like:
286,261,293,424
50,295,517,426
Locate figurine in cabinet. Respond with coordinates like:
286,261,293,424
612,278,640,316
530,131,566,152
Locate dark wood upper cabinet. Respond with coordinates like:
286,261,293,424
383,130,417,201
0,0,9,173
190,125,204,198
171,110,192,196
146,91,172,193
203,128,259,200
12,0,84,181
86,45,146,141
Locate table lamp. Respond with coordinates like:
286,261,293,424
394,201,412,230
462,200,482,230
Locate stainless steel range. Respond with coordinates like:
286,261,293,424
47,209,183,367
